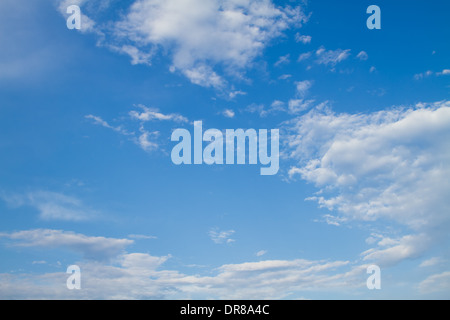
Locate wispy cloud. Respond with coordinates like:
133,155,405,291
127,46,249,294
0,229,133,261
315,47,351,66
295,80,313,97
1,191,96,221
129,105,188,123
274,54,291,67
256,250,268,257
209,229,235,244
356,51,368,61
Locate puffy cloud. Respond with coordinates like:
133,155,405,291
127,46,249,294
0,229,133,261
0,251,364,299
113,0,308,89
222,109,236,118
285,101,450,229
284,101,450,264
295,34,312,44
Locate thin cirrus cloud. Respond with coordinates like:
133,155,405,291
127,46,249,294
284,100,450,265
315,47,351,66
209,229,235,244
86,105,188,152
0,191,95,221
0,229,133,261
356,51,369,61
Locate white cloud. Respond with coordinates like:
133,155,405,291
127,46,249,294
274,54,291,67
1,191,95,221
419,257,443,268
418,271,450,295
87,105,189,152
128,234,158,240
370,66,376,73
437,69,450,76
361,234,430,267
0,229,133,261
86,115,134,136
229,90,246,99
58,0,98,34
414,69,450,79
295,80,313,97
288,99,314,114
113,0,308,89
129,105,188,123
356,51,368,61
278,74,292,80
284,101,450,264
222,109,236,118
137,127,159,152
0,252,364,299
209,229,235,244
109,45,153,65
256,250,267,257
315,47,351,66
295,34,311,44
245,103,284,118
298,52,312,62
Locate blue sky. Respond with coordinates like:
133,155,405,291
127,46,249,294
0,0,449,299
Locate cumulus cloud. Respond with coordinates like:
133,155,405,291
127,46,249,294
284,100,450,264
295,34,311,44
222,109,236,118
112,0,308,89
0,252,365,299
0,229,133,261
